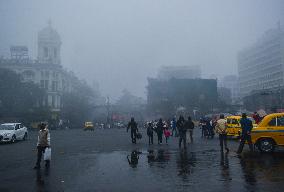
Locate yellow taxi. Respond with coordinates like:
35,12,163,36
251,113,284,152
84,122,94,131
226,116,256,137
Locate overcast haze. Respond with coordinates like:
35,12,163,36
0,0,284,100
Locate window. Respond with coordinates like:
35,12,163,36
277,117,284,126
40,80,44,88
52,95,55,108
44,47,48,58
231,119,239,125
45,80,49,90
45,71,49,78
54,48,57,58
268,117,284,126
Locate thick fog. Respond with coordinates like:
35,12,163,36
0,0,283,99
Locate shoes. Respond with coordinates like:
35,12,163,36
33,166,40,170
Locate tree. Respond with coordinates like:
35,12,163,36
0,68,50,124
61,80,95,128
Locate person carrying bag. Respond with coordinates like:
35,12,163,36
34,123,51,169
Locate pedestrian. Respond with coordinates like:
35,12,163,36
185,116,195,143
215,114,229,153
34,123,50,169
171,117,178,137
252,112,261,124
147,122,154,145
199,117,207,137
177,116,186,149
127,117,138,144
164,125,171,144
237,113,254,154
156,118,164,144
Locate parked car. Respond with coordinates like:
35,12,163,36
84,122,94,131
252,113,284,152
0,123,28,143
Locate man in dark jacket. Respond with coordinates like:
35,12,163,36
185,116,195,143
127,117,138,144
177,116,186,149
156,118,164,144
237,113,254,154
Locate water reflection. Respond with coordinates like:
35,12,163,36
127,150,140,168
220,152,231,184
239,153,257,192
35,168,50,192
146,149,170,165
176,150,196,179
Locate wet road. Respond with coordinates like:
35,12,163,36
1,128,284,192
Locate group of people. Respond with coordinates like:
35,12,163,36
127,112,254,155
127,116,195,149
32,112,254,170
214,113,254,154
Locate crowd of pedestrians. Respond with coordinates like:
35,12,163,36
126,112,255,156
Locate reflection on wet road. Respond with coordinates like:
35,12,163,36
63,149,284,192
1,129,284,192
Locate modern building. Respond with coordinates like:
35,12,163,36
157,65,201,80
147,78,218,116
0,22,76,113
219,75,240,104
238,25,284,98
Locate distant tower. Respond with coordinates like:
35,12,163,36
38,20,61,64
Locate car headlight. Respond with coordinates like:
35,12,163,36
4,133,11,137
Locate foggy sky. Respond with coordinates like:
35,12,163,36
0,0,284,100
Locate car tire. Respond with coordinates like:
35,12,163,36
257,138,275,153
23,133,28,141
11,135,16,143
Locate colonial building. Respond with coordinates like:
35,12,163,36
238,25,284,98
0,22,75,113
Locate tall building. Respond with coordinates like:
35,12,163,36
0,22,75,113
238,26,284,98
157,65,201,80
219,75,240,104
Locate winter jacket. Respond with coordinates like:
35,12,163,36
240,118,253,133
37,128,50,147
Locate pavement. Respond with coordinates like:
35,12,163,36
1,128,284,192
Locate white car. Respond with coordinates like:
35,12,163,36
0,123,28,143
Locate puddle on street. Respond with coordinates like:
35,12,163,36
65,149,284,192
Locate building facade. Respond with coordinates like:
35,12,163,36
238,26,284,98
219,75,240,104
157,65,201,80
0,23,74,112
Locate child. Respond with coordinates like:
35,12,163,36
164,126,171,144
147,122,154,145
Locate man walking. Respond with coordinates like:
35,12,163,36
215,114,229,153
177,116,186,149
185,116,195,143
237,113,254,154
156,118,164,144
127,117,138,144
34,123,50,169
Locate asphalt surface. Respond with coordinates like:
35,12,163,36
1,128,284,192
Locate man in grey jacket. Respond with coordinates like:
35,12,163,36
34,123,50,169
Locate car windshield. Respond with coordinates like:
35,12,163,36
0,124,15,130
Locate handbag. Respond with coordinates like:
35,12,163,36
44,147,51,161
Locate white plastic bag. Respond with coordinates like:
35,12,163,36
44,147,51,161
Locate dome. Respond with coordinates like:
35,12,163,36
38,22,61,43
